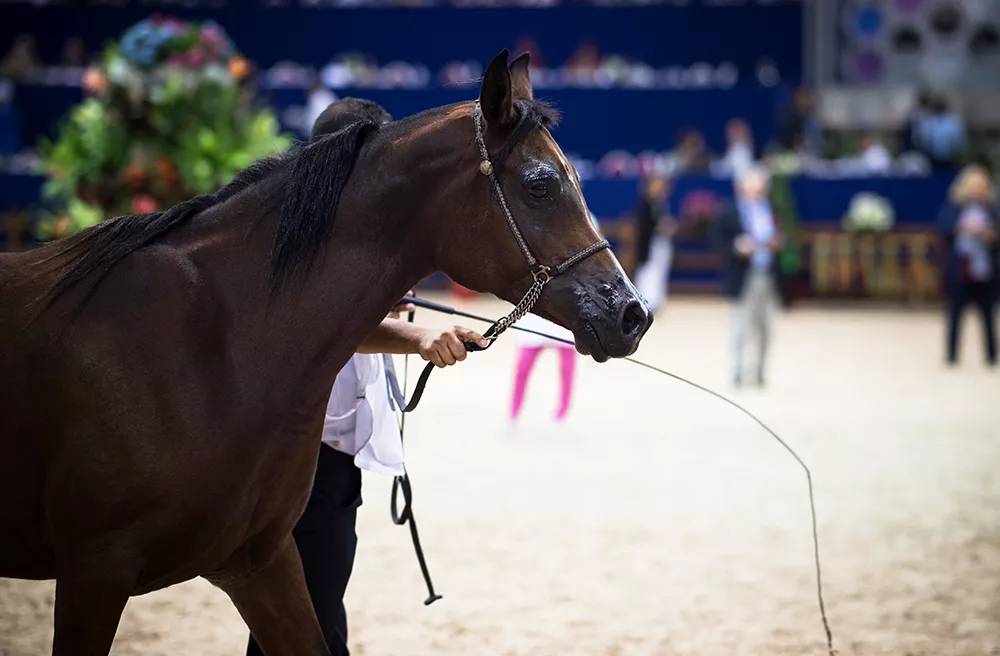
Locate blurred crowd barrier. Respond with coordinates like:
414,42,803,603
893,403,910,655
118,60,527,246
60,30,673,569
0,170,952,302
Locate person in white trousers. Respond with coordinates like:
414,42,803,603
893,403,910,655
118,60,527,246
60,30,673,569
712,167,783,387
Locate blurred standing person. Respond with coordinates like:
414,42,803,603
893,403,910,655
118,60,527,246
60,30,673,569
713,167,783,387
304,80,338,138
717,118,755,177
938,165,999,367
913,94,967,170
510,314,577,422
633,175,675,312
671,128,712,174
776,87,822,158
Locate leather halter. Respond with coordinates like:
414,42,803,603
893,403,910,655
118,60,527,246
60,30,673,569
400,103,611,413
466,102,609,351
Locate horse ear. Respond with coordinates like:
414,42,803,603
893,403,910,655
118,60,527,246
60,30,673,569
479,49,515,128
509,52,533,101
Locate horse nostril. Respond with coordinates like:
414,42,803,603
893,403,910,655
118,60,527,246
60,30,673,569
620,300,647,337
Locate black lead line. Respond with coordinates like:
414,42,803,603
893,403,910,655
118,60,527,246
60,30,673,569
400,295,836,655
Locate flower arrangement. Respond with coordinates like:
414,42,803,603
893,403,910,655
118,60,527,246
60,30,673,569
40,17,290,238
843,192,895,232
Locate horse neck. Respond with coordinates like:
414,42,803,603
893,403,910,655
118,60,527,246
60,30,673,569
175,139,440,414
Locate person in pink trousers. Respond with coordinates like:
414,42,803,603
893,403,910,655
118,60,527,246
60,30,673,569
510,312,577,421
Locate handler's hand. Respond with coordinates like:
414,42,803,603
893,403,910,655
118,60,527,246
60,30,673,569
388,290,417,319
418,325,488,367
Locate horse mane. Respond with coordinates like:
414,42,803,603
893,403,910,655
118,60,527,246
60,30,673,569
273,120,378,282
36,119,378,309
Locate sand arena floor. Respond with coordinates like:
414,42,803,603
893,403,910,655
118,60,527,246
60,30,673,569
1,296,998,656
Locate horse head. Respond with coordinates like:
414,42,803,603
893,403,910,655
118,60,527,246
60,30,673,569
430,50,652,361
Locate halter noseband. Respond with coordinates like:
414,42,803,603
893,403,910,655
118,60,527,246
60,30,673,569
469,103,609,350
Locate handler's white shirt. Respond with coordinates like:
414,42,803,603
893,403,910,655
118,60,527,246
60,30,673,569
321,354,404,476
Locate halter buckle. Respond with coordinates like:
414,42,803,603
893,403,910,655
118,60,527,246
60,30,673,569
531,265,552,285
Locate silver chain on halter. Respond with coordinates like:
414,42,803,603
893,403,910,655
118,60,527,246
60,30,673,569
470,103,607,348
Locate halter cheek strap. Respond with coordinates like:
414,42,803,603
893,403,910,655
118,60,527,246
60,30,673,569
469,103,609,350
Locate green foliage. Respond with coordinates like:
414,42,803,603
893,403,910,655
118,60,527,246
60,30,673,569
769,174,802,276
39,18,291,239
40,100,129,202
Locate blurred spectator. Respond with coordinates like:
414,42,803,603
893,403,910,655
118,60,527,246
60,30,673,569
633,175,675,312
776,87,822,157
911,93,966,169
902,89,934,153
858,133,892,174
512,35,545,69
0,79,20,156
712,166,783,387
671,128,711,174
1,35,41,82
61,37,87,68
510,313,577,423
305,80,338,138
566,40,601,76
716,118,755,177
938,165,998,367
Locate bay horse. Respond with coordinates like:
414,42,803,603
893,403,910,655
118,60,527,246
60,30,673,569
0,50,650,655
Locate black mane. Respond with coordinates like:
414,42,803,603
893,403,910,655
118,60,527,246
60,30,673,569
38,120,377,307
272,120,378,282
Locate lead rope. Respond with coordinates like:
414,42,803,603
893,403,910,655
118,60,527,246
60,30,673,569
398,294,837,656
390,302,443,605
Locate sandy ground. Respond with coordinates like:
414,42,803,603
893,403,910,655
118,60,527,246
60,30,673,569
2,296,999,656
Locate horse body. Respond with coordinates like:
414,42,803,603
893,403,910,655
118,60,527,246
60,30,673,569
1,142,418,572
0,52,651,655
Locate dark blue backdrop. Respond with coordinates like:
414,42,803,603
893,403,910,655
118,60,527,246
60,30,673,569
3,2,804,163
1,4,803,76
9,83,788,161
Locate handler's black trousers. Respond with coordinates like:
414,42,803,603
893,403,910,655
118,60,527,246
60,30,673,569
946,281,997,365
247,445,362,656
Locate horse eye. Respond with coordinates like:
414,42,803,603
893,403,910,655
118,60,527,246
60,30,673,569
528,180,550,199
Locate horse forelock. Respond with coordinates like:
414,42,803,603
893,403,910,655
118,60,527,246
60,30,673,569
494,99,560,171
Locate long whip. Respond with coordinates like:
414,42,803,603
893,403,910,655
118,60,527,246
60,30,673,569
400,294,836,656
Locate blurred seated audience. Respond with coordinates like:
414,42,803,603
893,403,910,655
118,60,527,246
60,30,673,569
1,35,41,82
938,165,998,367
512,35,546,69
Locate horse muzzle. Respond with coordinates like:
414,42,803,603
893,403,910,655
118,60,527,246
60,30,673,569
570,277,652,362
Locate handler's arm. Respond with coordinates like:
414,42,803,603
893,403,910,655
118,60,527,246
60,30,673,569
357,318,488,367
